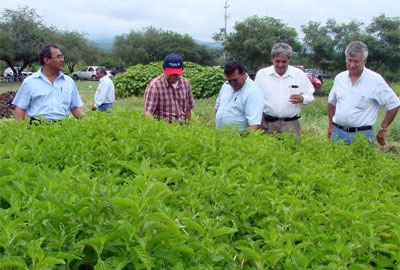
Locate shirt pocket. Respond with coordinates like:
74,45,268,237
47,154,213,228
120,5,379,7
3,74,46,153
355,94,369,110
60,88,72,107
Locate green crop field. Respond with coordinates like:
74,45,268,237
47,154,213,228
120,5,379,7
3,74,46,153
1,110,400,269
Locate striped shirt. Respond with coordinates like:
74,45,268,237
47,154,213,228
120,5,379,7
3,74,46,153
144,74,195,122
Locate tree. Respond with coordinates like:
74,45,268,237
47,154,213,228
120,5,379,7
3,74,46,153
55,31,102,73
0,6,50,76
366,14,400,74
222,16,300,72
113,27,218,67
301,21,334,72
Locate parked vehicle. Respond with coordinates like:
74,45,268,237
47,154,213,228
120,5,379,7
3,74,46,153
70,66,103,81
3,67,33,77
110,67,125,76
306,73,323,89
295,66,323,89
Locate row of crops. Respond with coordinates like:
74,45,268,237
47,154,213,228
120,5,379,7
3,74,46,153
1,111,400,269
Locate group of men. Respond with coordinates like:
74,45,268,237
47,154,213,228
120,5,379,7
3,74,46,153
12,41,400,146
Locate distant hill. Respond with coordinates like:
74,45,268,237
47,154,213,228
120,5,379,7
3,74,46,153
90,36,223,51
91,37,114,51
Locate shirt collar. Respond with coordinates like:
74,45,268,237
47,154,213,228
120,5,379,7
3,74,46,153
266,65,294,78
35,68,65,81
347,67,367,85
99,75,107,82
162,74,181,88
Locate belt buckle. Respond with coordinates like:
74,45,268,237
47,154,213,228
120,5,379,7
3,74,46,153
344,126,351,132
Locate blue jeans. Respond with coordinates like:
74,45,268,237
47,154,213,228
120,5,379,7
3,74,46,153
98,103,113,112
331,126,374,145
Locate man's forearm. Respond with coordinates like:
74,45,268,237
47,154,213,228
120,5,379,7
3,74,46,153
381,106,399,129
185,110,191,121
327,103,336,126
14,106,26,122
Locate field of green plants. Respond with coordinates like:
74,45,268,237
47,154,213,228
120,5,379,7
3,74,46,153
1,111,400,269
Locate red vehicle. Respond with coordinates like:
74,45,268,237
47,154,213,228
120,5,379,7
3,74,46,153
307,73,323,89
295,66,323,89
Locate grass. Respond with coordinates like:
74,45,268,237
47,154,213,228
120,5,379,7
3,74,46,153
2,79,400,150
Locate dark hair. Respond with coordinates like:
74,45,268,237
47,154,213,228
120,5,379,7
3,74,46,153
224,60,246,75
96,67,107,75
39,44,59,65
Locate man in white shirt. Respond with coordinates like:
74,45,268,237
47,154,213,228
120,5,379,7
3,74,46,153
255,43,314,136
92,67,115,112
328,41,400,146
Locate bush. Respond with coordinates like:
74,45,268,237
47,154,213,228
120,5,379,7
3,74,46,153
113,62,226,98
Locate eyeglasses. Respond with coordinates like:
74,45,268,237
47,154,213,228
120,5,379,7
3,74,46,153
49,54,64,59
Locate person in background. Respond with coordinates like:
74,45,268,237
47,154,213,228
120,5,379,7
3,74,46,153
12,44,84,123
143,53,194,123
327,41,400,146
215,60,263,131
255,43,314,136
92,67,115,112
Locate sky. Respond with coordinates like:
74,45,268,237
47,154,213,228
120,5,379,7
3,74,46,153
1,0,399,42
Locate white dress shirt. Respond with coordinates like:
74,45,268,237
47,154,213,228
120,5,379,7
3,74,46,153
255,65,314,118
94,76,115,107
328,67,400,127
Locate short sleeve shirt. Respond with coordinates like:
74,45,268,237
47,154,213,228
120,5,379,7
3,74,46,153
328,67,400,127
12,69,83,120
215,77,264,131
144,74,195,122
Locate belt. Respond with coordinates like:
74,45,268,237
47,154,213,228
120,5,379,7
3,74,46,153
29,117,62,125
264,114,300,122
333,123,372,132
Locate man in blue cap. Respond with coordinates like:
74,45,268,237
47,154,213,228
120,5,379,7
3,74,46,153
144,53,194,123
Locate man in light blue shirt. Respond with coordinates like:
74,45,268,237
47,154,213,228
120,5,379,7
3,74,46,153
215,61,263,132
328,41,400,146
12,44,84,123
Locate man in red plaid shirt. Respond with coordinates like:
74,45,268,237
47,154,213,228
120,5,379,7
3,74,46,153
144,53,195,123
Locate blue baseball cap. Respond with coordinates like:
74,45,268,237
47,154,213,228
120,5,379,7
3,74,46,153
163,53,183,75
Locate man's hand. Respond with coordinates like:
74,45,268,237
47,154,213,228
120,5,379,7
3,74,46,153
91,106,97,111
289,94,304,104
376,130,387,146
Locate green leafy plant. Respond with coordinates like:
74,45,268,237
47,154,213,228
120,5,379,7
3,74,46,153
113,62,225,98
0,111,400,269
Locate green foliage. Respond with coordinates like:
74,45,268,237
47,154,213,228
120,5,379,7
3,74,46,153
113,27,219,67
113,62,225,98
1,111,400,269
0,6,50,72
224,16,300,72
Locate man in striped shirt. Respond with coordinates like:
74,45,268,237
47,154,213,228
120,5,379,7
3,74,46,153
144,53,195,123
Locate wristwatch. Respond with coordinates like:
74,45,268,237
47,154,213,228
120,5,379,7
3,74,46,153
379,127,387,132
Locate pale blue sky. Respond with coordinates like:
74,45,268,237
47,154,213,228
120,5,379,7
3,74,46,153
1,0,398,41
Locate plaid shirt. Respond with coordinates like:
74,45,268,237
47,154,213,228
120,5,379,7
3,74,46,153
144,74,195,122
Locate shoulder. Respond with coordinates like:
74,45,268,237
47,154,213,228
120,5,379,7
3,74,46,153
289,66,306,76
256,66,273,76
333,70,348,82
180,76,192,86
363,67,385,82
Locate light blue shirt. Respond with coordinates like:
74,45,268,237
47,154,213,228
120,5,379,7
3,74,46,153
12,69,83,120
215,77,264,131
328,67,400,127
